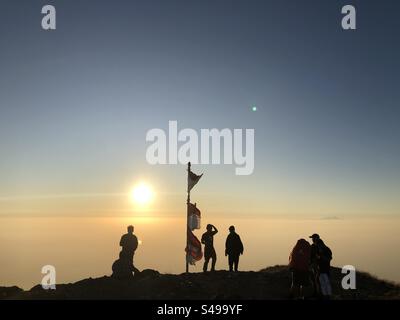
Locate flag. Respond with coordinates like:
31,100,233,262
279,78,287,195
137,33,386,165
188,169,203,192
185,228,203,265
188,202,201,230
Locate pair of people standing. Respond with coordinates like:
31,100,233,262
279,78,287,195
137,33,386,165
201,224,244,272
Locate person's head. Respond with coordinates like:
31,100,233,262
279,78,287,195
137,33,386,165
295,238,310,249
127,225,134,234
229,225,235,233
296,238,308,246
309,233,320,244
206,224,212,232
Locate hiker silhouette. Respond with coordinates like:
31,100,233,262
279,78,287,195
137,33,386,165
111,225,139,278
201,224,218,272
310,234,333,299
225,226,244,272
289,238,311,299
120,225,138,265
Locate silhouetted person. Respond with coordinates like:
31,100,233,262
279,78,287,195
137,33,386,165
225,226,244,272
201,224,218,272
289,239,311,299
120,225,138,269
310,234,333,299
112,251,134,279
310,233,321,297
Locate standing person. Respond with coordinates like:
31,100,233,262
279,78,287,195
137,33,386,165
201,224,218,272
120,225,139,270
310,234,333,299
289,239,311,299
316,238,333,299
310,234,321,297
225,226,244,272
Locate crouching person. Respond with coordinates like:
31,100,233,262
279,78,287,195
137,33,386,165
112,251,135,279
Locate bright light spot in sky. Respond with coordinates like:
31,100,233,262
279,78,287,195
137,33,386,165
252,105,257,112
131,183,154,205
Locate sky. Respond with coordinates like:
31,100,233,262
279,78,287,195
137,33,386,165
0,0,400,218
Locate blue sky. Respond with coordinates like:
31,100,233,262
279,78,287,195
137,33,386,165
0,0,399,217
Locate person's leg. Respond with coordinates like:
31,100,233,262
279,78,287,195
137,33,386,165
313,269,321,297
324,274,332,297
299,285,304,299
319,274,325,296
310,270,317,296
228,255,234,271
289,284,295,299
299,272,308,299
290,272,298,299
328,280,332,296
319,274,330,297
234,255,239,272
211,250,217,271
203,257,210,272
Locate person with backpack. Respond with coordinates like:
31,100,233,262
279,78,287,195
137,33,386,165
225,226,244,272
310,234,333,299
289,238,311,299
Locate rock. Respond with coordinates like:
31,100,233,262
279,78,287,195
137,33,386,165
0,286,24,299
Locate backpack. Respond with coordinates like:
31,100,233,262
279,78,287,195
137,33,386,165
289,239,311,271
319,245,332,262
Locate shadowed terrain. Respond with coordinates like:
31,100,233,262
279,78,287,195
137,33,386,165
1,266,399,300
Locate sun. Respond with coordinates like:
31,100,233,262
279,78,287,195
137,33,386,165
131,183,154,205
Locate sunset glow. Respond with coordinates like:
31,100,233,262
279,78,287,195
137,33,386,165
131,183,154,206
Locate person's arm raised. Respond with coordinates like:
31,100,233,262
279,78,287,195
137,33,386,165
212,225,218,234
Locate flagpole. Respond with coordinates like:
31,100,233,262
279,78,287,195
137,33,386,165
186,162,191,273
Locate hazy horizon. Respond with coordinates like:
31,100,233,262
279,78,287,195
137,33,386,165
1,216,400,290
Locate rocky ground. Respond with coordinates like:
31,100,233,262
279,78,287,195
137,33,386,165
1,266,399,300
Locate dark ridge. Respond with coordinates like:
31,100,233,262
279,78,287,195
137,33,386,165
1,266,399,300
